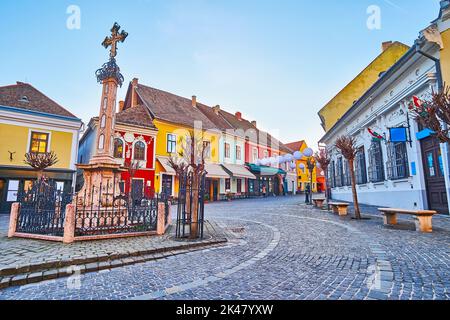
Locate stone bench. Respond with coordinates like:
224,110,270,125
378,208,437,233
312,198,326,209
329,202,349,216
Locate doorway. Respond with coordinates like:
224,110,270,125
162,174,173,197
421,136,448,214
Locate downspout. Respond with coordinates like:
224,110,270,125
415,41,450,214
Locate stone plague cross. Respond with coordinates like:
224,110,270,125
102,22,128,59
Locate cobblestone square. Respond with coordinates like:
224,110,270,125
0,195,448,300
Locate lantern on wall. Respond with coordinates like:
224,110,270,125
299,163,306,170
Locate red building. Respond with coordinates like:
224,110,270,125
78,104,158,197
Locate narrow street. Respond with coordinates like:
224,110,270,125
1,196,449,300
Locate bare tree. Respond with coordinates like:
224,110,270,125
24,151,59,179
168,131,208,239
410,85,450,143
335,136,361,220
314,148,331,205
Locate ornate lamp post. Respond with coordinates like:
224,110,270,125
305,157,315,205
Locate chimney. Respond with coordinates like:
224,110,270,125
118,101,125,112
131,78,139,108
382,41,393,52
213,105,220,115
192,95,197,108
251,121,257,127
235,112,242,121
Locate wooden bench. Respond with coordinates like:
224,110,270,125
312,198,326,209
329,202,349,216
378,208,437,233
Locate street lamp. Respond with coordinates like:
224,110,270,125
306,157,315,205
299,147,314,205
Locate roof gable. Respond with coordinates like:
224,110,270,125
116,104,157,129
0,82,78,119
135,84,219,130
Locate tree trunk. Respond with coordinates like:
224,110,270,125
349,159,361,219
190,172,199,239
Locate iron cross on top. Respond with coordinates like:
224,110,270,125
102,22,128,59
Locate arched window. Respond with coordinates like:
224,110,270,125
114,138,124,158
98,134,105,150
134,141,146,161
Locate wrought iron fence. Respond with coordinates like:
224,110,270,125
15,177,167,238
176,170,206,239
73,181,159,237
16,179,72,236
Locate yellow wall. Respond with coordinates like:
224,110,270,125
318,42,410,132
153,120,220,162
295,142,318,192
441,29,450,85
153,119,220,194
0,123,74,169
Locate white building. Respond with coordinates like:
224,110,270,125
320,35,449,213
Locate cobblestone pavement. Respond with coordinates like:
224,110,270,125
0,195,449,300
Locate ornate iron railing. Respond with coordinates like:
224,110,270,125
73,182,159,237
16,179,72,236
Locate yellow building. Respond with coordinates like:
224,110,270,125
0,82,82,213
318,41,410,132
436,1,449,85
285,141,318,193
123,79,225,200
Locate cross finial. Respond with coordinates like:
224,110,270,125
102,22,128,59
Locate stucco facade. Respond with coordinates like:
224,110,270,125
318,42,410,132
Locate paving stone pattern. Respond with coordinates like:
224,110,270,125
0,196,449,300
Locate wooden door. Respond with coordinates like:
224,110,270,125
421,137,448,214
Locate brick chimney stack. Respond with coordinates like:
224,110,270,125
131,78,139,108
235,112,242,121
192,95,197,108
382,41,393,52
213,105,220,115
118,101,125,112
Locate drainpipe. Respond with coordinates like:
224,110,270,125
415,41,450,214
415,41,443,91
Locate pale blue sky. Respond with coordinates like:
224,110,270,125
0,0,442,147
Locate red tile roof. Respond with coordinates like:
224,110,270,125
285,141,305,152
0,82,78,118
135,84,218,130
115,104,157,129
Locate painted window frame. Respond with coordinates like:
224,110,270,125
29,131,50,154
113,137,125,159
167,133,177,154
133,140,147,161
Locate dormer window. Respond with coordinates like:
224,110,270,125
19,96,29,103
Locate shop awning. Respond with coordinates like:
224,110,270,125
205,164,230,179
222,164,256,179
246,163,286,177
156,157,176,175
